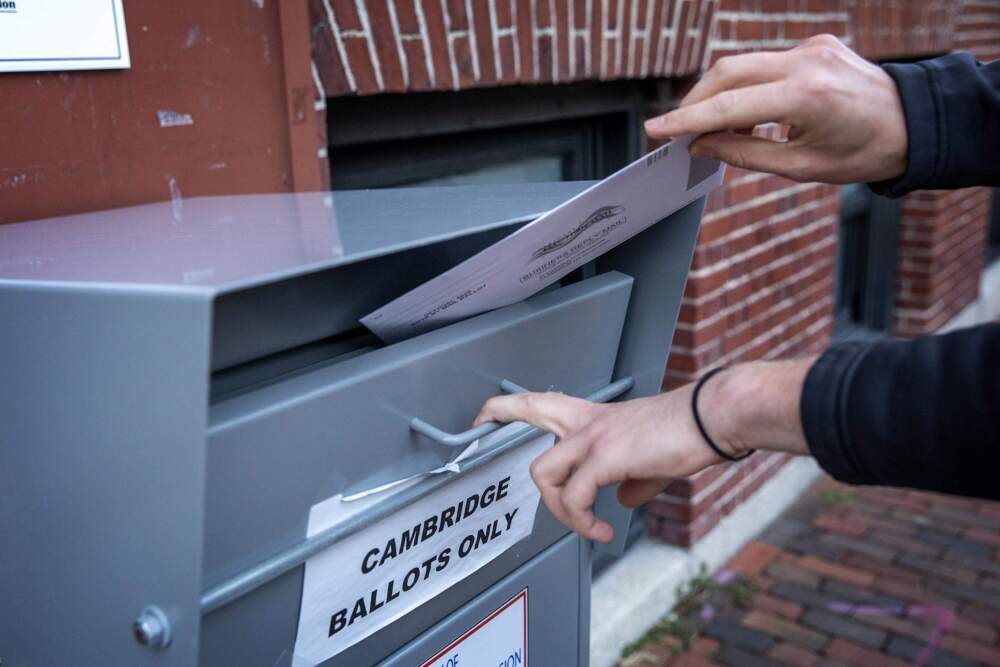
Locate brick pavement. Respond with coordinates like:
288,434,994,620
617,477,1000,667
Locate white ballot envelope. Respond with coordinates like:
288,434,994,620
361,133,725,342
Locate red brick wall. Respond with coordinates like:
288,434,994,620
894,189,993,336
849,0,957,60
308,0,985,100
309,0,1000,547
647,452,797,545
956,0,1000,62
309,0,718,96
664,173,840,389
891,3,1000,337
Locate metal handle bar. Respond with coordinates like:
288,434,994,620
409,379,531,447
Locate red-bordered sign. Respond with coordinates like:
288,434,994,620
420,588,528,667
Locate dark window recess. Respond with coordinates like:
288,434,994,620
323,81,668,571
328,115,629,189
833,184,902,341
830,52,937,341
324,81,671,188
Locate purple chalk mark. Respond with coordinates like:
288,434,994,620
909,605,955,667
827,602,906,616
825,602,954,667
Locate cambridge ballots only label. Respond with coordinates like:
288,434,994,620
292,434,553,664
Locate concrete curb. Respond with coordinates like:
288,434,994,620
590,457,824,667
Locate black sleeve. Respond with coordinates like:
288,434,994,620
868,53,1000,198
801,323,1000,499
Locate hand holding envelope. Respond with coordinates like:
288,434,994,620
361,133,725,342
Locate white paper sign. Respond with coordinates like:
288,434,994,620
292,434,553,665
361,134,724,342
419,588,527,667
0,0,130,72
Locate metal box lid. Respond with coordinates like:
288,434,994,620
0,184,591,294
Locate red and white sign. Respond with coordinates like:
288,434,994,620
421,589,528,667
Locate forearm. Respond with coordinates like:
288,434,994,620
477,324,998,536
695,325,1000,499
697,358,815,458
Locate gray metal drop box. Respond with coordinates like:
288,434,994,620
0,183,705,666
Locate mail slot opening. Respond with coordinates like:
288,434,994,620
207,192,604,400
209,259,603,402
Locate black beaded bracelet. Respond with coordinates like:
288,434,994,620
691,367,754,462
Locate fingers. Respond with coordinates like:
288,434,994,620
473,391,592,438
528,424,615,542
528,435,590,527
645,81,796,139
680,51,794,107
689,131,808,179
560,452,616,543
617,478,670,508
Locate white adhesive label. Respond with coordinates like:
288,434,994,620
293,434,552,664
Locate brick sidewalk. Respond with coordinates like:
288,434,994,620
617,477,1000,667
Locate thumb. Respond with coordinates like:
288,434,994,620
691,131,806,180
472,392,592,438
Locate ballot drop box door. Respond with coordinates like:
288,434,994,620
0,183,705,666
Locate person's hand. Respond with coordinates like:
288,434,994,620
644,34,908,184
473,360,813,543
475,386,724,543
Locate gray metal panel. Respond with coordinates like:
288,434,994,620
378,534,583,666
599,197,704,398
199,273,632,666
0,283,212,667
591,197,706,555
209,224,515,371
577,534,593,667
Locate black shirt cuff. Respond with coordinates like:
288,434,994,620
800,341,877,484
867,62,939,198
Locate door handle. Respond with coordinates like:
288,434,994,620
409,376,635,447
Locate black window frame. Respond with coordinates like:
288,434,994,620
833,183,902,341
324,80,672,189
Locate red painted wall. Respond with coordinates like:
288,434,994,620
0,1,320,225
